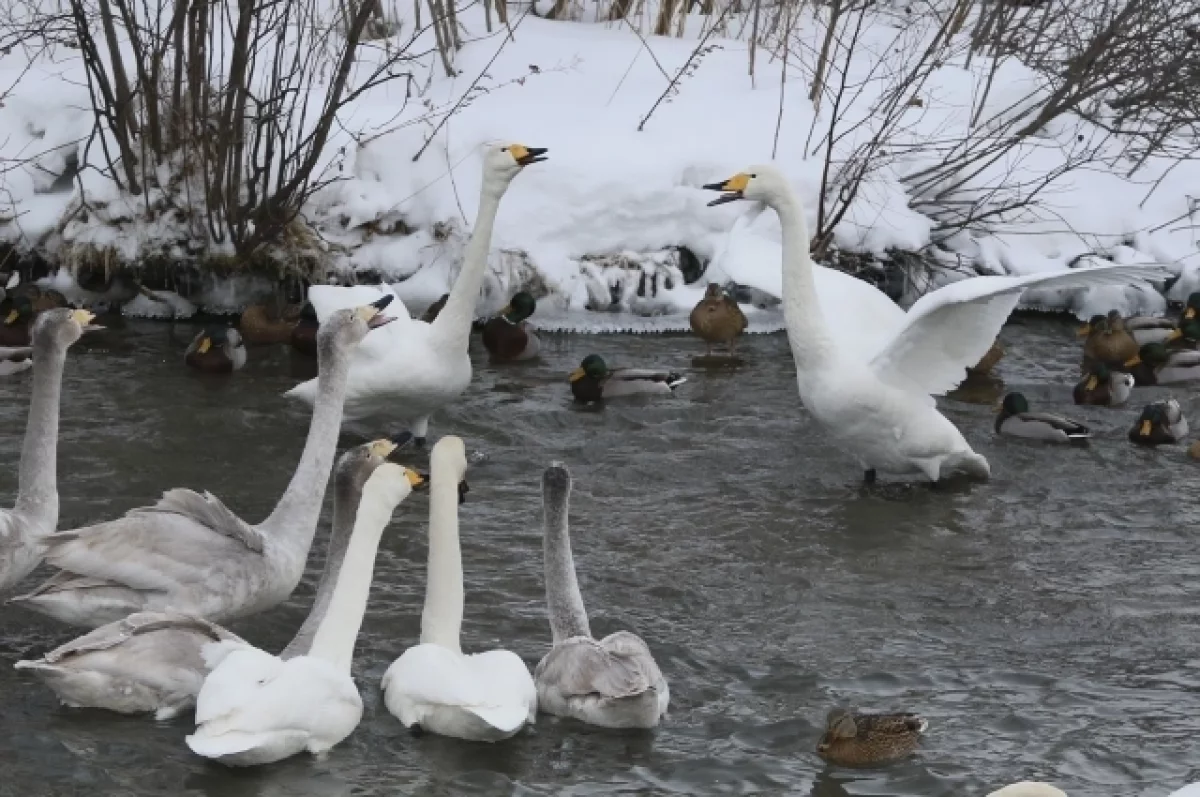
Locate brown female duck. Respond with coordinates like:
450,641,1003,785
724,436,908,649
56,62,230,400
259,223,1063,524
240,301,301,345
481,291,540,361
1079,311,1139,371
816,708,927,767
689,283,747,357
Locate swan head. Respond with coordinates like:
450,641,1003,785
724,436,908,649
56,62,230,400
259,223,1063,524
362,462,425,512
703,165,789,207
32,307,97,349
499,291,537,323
430,435,470,504
481,143,548,194
985,784,1067,797
317,295,396,354
569,354,608,383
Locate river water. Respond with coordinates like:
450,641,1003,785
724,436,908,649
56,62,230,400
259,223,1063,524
0,315,1197,796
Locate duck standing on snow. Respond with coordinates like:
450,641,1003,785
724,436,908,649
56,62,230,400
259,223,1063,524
703,167,1166,483
1073,363,1134,406
994,392,1090,443
382,436,537,742
568,354,686,404
482,291,541,361
13,438,414,720
185,326,247,373
0,309,97,593
284,144,548,447
816,708,926,767
1129,398,1188,445
534,463,668,729
1124,342,1200,386
187,457,422,767
689,282,747,358
11,299,396,628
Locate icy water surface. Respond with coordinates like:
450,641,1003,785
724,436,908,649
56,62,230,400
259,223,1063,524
0,315,1198,797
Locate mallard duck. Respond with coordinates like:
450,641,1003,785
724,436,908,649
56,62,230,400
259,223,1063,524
1123,342,1200,386
0,345,32,377
185,327,247,373
994,392,1090,443
420,293,448,323
568,355,686,404
987,784,1067,797
816,708,926,767
689,282,747,357
703,166,1164,484
1079,312,1139,371
0,297,35,346
1129,398,1188,445
240,301,300,345
290,302,319,357
1072,363,1134,406
481,291,541,361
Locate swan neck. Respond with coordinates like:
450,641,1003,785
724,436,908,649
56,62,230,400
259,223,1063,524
430,185,505,349
543,486,591,642
774,193,835,368
420,468,464,652
15,341,67,524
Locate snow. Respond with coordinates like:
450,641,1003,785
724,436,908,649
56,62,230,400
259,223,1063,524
0,4,1197,328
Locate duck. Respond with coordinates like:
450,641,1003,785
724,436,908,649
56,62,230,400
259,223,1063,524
185,326,247,373
187,457,422,767
1079,312,1139,371
1123,342,1200,386
0,309,97,593
533,463,668,729
994,392,1090,443
689,282,748,357
0,345,32,377
284,144,547,446
481,291,541,361
1129,398,1188,445
703,167,1166,483
815,708,926,767
11,299,396,628
420,293,449,323
382,436,537,742
240,301,300,345
1072,363,1134,406
13,439,413,720
0,296,35,346
986,784,1067,797
568,354,686,404
290,302,319,357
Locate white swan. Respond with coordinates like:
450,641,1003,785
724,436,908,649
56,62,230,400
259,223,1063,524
987,784,1067,797
186,458,421,766
283,143,548,446
13,439,406,719
533,462,668,729
0,345,32,376
703,167,1170,483
381,435,537,742
1167,786,1200,797
0,309,96,593
11,299,396,627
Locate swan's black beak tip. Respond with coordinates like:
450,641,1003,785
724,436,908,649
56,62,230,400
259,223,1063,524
371,294,395,310
458,480,470,504
517,147,548,166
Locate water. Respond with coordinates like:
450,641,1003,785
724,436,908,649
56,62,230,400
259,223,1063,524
0,315,1197,797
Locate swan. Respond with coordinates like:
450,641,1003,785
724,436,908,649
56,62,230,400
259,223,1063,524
381,435,537,742
0,309,96,592
0,346,32,377
11,298,396,627
13,438,409,719
533,462,668,729
1167,786,1200,797
283,144,548,446
986,785,1067,797
703,167,1169,483
186,458,422,766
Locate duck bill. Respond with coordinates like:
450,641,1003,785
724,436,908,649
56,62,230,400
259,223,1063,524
1124,356,1141,367
1085,376,1098,391
4,310,17,324
1186,308,1196,320
1165,327,1183,342
1139,419,1152,436
568,367,585,383
197,337,212,354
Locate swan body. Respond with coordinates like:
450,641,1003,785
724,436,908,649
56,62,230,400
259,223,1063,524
1167,786,1200,797
0,346,32,376
534,463,668,729
187,459,421,766
994,392,1090,443
283,144,547,444
703,167,1169,482
382,436,537,742
0,309,95,592
11,300,395,627
986,784,1067,797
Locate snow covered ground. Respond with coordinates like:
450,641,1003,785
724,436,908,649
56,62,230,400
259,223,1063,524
0,3,1196,327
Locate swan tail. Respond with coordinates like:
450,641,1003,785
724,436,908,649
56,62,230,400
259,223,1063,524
467,702,531,734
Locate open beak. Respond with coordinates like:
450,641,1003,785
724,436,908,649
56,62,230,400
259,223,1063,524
568,367,585,382
363,295,396,329
512,145,548,166
70,309,99,332
703,173,751,207
458,479,470,505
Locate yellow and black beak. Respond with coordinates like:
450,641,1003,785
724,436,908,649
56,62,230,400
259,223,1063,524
568,366,586,383
70,309,98,331
458,479,470,505
702,173,751,206
509,145,549,166
357,294,396,330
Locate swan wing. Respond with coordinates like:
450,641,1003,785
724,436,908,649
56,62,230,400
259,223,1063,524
534,633,660,700
870,265,1171,396
30,612,239,664
133,489,265,553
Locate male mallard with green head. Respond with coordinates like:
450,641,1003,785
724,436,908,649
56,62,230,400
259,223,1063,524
689,282,747,357
1072,363,1134,406
816,708,926,767
482,291,540,361
185,326,247,373
568,354,685,403
0,296,35,346
994,392,1090,443
1129,398,1188,445
1123,342,1200,386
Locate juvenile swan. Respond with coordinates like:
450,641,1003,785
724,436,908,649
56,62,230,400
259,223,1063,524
186,459,422,766
382,436,537,742
0,309,97,593
14,439,407,719
533,462,668,729
12,299,395,627
703,167,1168,483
